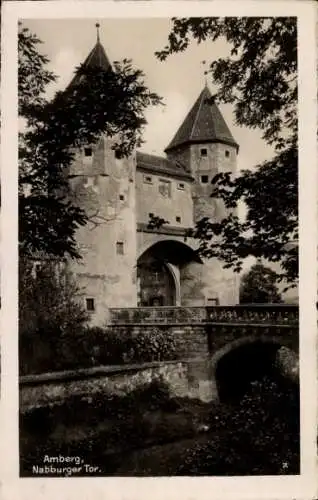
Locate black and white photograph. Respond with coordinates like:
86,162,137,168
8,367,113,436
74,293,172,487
1,1,317,498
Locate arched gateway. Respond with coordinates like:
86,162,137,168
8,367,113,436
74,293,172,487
137,240,202,307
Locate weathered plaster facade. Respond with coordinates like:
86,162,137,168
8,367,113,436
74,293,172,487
66,39,241,325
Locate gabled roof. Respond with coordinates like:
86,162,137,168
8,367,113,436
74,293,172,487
136,151,193,181
67,39,112,89
165,85,239,152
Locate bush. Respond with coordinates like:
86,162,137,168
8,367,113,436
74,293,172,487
177,376,299,475
21,321,180,374
81,327,178,366
128,328,178,363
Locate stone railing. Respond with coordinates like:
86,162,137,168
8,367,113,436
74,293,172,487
109,306,207,325
109,304,298,326
207,304,299,326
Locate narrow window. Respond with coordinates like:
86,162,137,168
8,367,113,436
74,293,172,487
86,298,95,311
34,263,42,278
225,150,230,158
84,147,92,157
207,297,219,306
177,183,185,190
201,175,209,184
119,194,125,201
200,148,207,157
116,241,124,255
176,216,181,223
158,179,171,198
115,150,121,160
143,175,153,184
149,212,154,218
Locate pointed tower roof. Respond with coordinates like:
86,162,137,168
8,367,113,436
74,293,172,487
67,24,111,89
165,85,239,152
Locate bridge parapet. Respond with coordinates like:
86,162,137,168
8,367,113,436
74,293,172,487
109,304,298,327
109,306,207,325
207,304,298,327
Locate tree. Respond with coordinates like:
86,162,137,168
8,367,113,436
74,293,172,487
156,17,297,286
19,24,161,259
19,258,89,374
239,262,282,304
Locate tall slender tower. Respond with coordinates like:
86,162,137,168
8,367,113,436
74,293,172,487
165,85,240,305
67,28,137,324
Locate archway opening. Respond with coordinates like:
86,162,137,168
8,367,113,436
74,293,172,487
215,341,282,404
137,257,176,306
137,240,201,307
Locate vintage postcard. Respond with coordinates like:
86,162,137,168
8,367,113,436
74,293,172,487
0,1,317,499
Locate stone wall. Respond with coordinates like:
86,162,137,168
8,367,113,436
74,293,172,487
135,170,194,228
68,136,138,325
20,360,216,413
20,318,298,411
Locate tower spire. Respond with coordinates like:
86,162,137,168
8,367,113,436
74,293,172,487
95,22,100,43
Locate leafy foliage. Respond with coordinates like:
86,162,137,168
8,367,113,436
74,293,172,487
19,24,161,259
239,262,282,303
128,328,178,362
157,18,298,285
177,376,299,475
147,213,170,231
19,258,89,374
19,259,88,337
20,374,299,476
274,346,299,383
21,320,179,374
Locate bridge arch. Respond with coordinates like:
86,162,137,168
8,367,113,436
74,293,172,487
210,335,297,403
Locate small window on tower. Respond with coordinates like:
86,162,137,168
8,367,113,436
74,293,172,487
176,216,181,223
225,150,230,158
200,148,208,157
201,175,209,184
207,297,219,306
84,147,92,157
115,150,121,160
119,194,125,201
86,298,95,311
177,182,185,190
143,175,153,184
116,241,124,255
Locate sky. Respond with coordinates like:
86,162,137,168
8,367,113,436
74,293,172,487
22,18,275,173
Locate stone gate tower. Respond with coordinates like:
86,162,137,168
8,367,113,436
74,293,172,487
62,30,240,323
67,35,137,323
165,85,240,305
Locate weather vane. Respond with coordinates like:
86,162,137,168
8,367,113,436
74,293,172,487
96,22,100,43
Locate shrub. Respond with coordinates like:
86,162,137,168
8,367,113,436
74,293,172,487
78,327,179,367
177,376,300,475
128,328,178,363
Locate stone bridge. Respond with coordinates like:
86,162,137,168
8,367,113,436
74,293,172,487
109,304,299,402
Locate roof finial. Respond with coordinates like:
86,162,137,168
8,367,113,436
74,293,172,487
201,60,208,88
95,22,100,43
